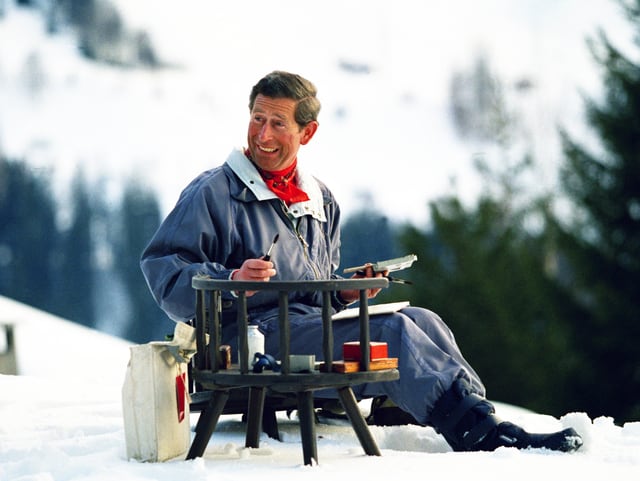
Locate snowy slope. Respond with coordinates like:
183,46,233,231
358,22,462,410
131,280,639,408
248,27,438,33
0,0,634,225
0,296,639,480
0,295,131,381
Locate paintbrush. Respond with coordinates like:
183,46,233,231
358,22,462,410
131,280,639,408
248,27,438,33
263,234,279,261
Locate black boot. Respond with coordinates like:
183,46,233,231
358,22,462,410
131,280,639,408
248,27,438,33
479,421,583,452
366,395,421,426
429,377,583,453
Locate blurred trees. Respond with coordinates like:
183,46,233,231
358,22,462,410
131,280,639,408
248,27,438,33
553,0,640,422
400,52,584,415
449,52,513,145
22,0,161,67
399,169,581,416
50,170,95,327
392,1,640,423
399,49,582,413
114,180,171,343
0,158,58,312
339,193,401,270
0,155,167,343
339,192,404,305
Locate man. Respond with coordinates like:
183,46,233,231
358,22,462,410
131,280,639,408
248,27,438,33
140,70,582,453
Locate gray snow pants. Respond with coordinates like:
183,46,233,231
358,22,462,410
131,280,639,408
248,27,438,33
222,305,485,426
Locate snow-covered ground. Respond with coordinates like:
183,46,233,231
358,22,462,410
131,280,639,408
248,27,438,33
1,295,639,480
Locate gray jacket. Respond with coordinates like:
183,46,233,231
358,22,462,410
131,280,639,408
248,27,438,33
140,148,347,323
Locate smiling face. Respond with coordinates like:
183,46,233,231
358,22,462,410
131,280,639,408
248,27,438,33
247,94,318,172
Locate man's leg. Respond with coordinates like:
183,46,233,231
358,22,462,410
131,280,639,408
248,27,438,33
281,308,475,425
276,308,584,452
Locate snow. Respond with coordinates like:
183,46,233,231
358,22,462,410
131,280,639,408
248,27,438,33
1,295,639,480
0,0,635,225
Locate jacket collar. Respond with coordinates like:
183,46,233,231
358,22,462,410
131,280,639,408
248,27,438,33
226,148,327,222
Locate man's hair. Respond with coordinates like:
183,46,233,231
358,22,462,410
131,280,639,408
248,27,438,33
249,71,321,128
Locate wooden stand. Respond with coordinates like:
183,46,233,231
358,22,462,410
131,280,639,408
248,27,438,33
186,277,400,466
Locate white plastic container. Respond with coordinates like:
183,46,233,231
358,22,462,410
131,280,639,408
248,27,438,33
247,325,265,366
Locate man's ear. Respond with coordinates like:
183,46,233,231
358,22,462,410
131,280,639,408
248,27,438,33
300,121,319,145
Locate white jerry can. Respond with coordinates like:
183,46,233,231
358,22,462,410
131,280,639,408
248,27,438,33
122,323,197,462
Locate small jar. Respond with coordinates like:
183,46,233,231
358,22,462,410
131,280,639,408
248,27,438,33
247,325,265,366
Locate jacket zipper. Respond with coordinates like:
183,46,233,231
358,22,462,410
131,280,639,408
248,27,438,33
281,202,322,279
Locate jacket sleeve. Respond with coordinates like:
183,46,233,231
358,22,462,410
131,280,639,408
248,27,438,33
140,171,237,322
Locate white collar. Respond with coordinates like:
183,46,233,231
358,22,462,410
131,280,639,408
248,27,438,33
226,148,327,222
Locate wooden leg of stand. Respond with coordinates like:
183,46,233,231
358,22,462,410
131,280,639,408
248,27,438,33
337,386,381,456
245,386,266,448
297,390,318,465
186,390,230,459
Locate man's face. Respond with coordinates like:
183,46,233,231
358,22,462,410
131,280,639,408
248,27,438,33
247,94,317,171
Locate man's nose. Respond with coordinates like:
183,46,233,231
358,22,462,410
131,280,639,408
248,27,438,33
258,123,273,140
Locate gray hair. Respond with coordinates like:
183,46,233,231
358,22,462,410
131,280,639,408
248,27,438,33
249,71,321,128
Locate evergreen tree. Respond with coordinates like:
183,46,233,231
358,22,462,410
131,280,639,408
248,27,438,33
115,180,170,343
340,193,401,270
400,171,580,416
339,193,404,304
556,0,640,422
0,157,58,311
395,52,581,416
52,170,96,327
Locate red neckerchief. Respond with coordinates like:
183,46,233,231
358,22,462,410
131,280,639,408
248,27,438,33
246,149,310,205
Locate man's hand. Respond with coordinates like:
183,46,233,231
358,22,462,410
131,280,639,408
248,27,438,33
231,258,276,296
338,264,387,304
